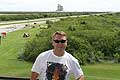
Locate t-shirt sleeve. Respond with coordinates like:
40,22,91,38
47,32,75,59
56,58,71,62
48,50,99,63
71,59,84,79
31,54,43,74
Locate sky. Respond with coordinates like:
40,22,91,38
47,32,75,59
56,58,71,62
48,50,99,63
0,0,120,12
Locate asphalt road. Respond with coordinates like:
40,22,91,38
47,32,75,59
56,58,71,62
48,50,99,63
0,13,108,34
0,18,59,33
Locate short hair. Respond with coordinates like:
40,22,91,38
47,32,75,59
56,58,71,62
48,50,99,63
52,31,67,39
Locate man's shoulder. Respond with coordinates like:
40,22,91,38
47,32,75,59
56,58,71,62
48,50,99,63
42,49,52,54
65,51,77,61
38,49,52,58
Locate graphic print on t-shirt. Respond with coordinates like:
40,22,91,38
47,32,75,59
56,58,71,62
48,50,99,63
46,62,68,80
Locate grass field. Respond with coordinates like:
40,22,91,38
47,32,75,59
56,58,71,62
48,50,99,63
83,63,120,80
0,27,40,78
0,27,120,80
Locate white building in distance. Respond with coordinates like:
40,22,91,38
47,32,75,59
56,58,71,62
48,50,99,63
56,4,63,11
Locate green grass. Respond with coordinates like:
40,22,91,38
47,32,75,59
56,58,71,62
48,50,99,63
71,63,120,80
0,27,40,77
83,63,120,80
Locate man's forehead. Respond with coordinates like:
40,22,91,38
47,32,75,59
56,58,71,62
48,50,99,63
53,34,66,39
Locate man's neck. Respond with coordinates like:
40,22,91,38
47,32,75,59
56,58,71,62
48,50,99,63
53,49,65,57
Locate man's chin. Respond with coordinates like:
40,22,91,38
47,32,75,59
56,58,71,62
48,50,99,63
57,48,65,50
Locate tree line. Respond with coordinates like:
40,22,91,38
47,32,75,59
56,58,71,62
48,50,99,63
0,12,105,21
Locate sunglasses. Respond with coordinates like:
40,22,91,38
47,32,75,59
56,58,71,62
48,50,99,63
54,40,67,43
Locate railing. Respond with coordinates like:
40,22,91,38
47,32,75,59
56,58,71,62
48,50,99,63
0,76,30,80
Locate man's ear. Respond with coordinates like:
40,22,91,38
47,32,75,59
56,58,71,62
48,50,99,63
52,40,54,46
66,40,68,43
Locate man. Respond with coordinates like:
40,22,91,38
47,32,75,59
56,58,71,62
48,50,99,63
30,31,85,80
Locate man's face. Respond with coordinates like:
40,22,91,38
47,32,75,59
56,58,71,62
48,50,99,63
52,34,67,50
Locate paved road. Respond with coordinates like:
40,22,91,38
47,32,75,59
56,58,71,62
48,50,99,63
0,21,47,32
0,13,109,34
0,18,59,33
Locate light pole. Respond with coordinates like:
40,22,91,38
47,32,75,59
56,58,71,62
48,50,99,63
0,35,1,45
25,18,29,27
26,18,29,23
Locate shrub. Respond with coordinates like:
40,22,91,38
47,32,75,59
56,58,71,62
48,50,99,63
20,13,120,65
22,37,52,62
60,18,65,21
48,24,52,28
73,52,88,65
66,36,95,64
68,26,76,31
22,29,53,62
113,53,120,63
46,20,53,24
